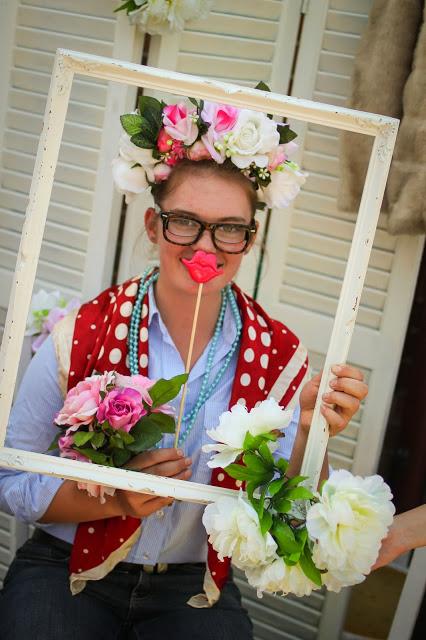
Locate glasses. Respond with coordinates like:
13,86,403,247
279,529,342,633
157,210,256,254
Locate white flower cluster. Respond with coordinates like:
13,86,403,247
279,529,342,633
128,0,214,35
202,398,293,468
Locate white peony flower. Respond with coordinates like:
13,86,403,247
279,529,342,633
203,398,291,468
202,493,277,568
226,109,280,169
260,163,306,209
118,133,158,181
245,557,319,598
129,0,213,35
111,157,149,204
26,290,63,335
306,470,395,591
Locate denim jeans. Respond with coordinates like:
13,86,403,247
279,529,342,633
0,536,253,640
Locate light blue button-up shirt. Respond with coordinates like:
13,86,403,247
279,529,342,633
0,286,299,563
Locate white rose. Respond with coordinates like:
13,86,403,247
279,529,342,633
202,493,277,568
227,110,280,169
260,164,306,209
119,133,157,181
112,157,149,204
246,557,319,598
202,398,291,468
307,470,395,591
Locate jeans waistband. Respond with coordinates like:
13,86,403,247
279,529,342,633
31,528,205,574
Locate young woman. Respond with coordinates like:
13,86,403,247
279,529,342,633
0,103,368,639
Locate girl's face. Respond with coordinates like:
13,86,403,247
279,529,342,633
145,172,256,296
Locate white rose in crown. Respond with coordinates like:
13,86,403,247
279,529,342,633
111,157,149,204
118,133,158,181
307,470,395,591
202,398,293,468
202,493,277,568
261,163,306,209
227,110,280,169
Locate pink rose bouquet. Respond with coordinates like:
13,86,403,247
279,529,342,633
50,371,187,469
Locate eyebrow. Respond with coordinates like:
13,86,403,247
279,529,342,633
167,209,250,224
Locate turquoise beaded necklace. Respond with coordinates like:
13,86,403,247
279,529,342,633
128,268,243,446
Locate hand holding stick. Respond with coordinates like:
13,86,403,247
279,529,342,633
174,251,223,448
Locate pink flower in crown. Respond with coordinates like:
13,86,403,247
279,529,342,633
55,378,102,427
201,102,239,163
153,162,172,182
163,103,198,145
97,387,146,433
187,140,212,161
164,140,186,166
267,144,287,171
157,127,173,153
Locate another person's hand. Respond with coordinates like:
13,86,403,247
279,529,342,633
299,364,368,436
372,505,426,570
116,448,192,518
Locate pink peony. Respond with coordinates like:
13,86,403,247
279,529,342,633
201,101,239,163
55,378,101,427
163,103,198,145
96,387,146,432
267,145,287,171
187,140,212,161
153,162,172,182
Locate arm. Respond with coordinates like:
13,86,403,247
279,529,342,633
372,505,426,570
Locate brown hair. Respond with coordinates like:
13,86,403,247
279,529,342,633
151,159,258,217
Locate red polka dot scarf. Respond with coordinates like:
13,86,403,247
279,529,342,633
67,274,309,604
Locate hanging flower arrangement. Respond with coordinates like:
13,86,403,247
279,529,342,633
26,289,80,353
202,398,395,597
114,0,214,36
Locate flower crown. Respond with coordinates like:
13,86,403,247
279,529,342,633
112,89,306,210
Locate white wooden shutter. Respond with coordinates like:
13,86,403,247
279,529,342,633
0,0,144,580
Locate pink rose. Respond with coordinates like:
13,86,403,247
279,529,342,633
153,162,172,182
267,145,287,170
55,378,101,427
201,102,239,162
58,433,88,462
114,373,153,406
163,103,198,145
187,140,212,161
157,127,173,152
96,387,146,432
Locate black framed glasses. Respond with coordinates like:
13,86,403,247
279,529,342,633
157,210,256,254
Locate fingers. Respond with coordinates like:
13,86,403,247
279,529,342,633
328,375,368,401
145,456,192,478
126,448,186,471
331,364,364,383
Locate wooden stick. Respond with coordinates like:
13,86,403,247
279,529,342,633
174,283,203,448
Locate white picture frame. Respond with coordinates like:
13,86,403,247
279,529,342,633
0,49,398,502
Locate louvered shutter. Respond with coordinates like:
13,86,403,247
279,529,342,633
0,0,145,582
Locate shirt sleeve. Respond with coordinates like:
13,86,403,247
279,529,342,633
0,336,65,523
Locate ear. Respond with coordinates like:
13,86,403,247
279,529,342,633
145,207,159,243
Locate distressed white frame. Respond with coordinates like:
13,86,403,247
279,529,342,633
0,49,398,501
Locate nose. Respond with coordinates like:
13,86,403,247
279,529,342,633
193,227,216,254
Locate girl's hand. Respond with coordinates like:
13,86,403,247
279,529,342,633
116,448,192,518
299,364,368,436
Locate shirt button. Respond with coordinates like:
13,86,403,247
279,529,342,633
156,510,164,519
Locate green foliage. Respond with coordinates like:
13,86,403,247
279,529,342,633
114,1,140,15
120,113,143,136
279,125,298,145
73,431,94,447
75,447,108,465
299,545,322,587
149,373,188,408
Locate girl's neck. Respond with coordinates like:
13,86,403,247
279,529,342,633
153,274,223,368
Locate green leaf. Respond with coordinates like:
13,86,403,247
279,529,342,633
260,510,273,536
276,458,289,474
48,432,61,451
114,1,140,15
188,97,199,108
283,486,315,501
295,527,308,548
112,448,132,467
116,430,135,445
299,546,322,587
258,442,274,467
73,431,94,447
258,483,269,520
279,125,298,145
91,432,105,449
268,477,285,497
255,81,271,92
138,95,163,131
120,113,143,136
274,497,292,514
75,447,108,465
283,551,301,565
148,374,188,408
127,419,163,453
271,519,300,555
246,480,257,502
285,475,308,489
143,412,175,434
224,463,261,482
110,434,124,449
243,451,270,474
130,133,155,149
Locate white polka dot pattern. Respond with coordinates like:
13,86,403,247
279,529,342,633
109,348,122,364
